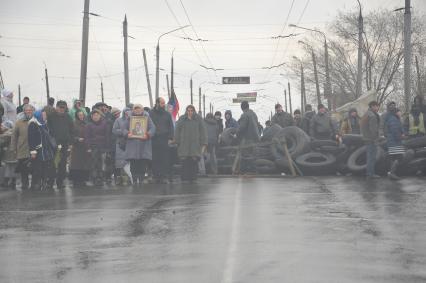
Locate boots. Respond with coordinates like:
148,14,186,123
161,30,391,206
388,160,400,180
21,174,29,190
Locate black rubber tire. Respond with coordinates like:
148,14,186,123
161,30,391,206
261,124,282,142
271,126,311,159
398,158,426,176
295,152,336,175
414,147,426,158
346,145,385,173
315,144,347,156
220,128,238,146
218,165,232,174
341,134,364,147
254,145,274,160
403,136,426,148
310,139,338,149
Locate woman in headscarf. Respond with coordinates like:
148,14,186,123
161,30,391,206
28,109,56,190
1,89,17,124
124,104,156,186
112,107,131,185
69,109,90,187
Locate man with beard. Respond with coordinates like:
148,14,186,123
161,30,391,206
150,97,174,183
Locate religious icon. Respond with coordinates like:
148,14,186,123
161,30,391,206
129,116,148,138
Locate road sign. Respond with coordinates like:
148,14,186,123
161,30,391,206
232,97,256,103
237,92,257,98
222,76,250,84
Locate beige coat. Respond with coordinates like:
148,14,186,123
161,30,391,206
11,119,30,160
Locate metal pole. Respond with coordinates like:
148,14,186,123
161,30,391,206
166,74,171,98
301,64,306,114
356,1,363,99
171,54,174,91
123,15,130,106
288,82,293,115
142,49,153,108
79,0,90,105
203,94,206,118
45,67,50,100
199,87,202,116
312,50,322,105
404,0,412,112
284,89,288,112
190,77,193,105
324,39,332,110
155,43,160,100
18,84,21,106
0,71,4,89
415,55,421,96
101,81,104,103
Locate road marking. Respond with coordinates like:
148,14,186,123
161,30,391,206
221,180,242,283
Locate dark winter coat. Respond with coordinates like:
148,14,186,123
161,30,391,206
174,113,207,158
70,119,90,170
124,112,156,160
361,108,380,143
85,118,110,152
112,114,129,168
28,119,55,161
272,111,294,128
204,116,220,146
216,118,224,134
47,111,74,146
236,109,260,143
225,110,239,129
301,111,315,135
384,112,403,148
150,107,174,140
310,112,336,140
340,114,361,135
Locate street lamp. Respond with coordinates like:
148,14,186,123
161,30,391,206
155,25,190,100
298,40,322,106
290,24,332,109
293,56,307,113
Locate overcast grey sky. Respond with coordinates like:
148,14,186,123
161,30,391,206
1,0,425,122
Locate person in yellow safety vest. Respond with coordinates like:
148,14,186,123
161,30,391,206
404,104,426,137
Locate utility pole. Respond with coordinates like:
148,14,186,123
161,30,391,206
203,94,206,118
288,82,293,115
166,74,171,99
312,50,322,105
171,52,174,92
404,0,412,111
356,0,363,99
18,84,21,106
284,89,288,112
44,65,50,100
199,87,202,116
123,15,130,106
190,78,193,105
79,0,90,105
301,63,306,114
0,71,4,89
415,55,421,96
101,80,104,103
142,49,153,108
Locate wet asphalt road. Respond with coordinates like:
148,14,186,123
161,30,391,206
0,177,426,283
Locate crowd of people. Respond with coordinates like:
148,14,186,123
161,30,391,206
0,87,425,190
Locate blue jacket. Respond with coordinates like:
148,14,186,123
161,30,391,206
384,112,403,147
225,110,239,129
28,118,55,161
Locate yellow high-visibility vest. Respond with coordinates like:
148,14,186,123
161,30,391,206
409,113,426,135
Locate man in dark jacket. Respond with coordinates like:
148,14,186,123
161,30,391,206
225,110,238,129
236,101,260,173
47,100,74,188
204,113,220,174
272,103,293,128
214,111,224,134
310,104,337,140
16,97,30,114
340,108,361,135
301,104,315,135
150,97,175,183
361,101,381,179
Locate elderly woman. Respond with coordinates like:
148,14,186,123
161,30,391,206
11,104,34,190
112,107,131,185
28,110,56,190
124,104,156,186
174,105,207,182
69,110,90,187
1,89,17,124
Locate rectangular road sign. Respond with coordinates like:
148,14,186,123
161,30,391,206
232,97,256,103
237,92,257,98
222,76,250,84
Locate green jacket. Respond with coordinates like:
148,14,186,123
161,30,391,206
361,108,380,143
174,113,207,158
